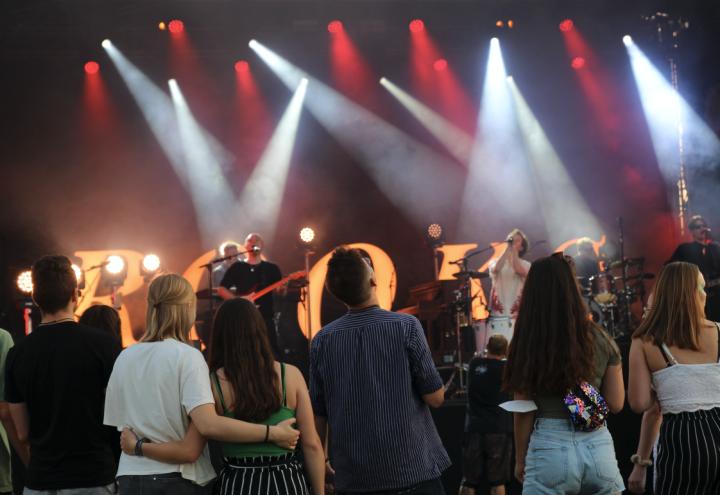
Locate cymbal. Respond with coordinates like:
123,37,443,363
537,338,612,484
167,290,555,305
609,257,645,269
453,270,489,280
626,273,655,281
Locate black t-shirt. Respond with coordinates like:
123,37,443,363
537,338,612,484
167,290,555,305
220,260,282,320
465,357,512,434
669,242,720,282
5,322,121,490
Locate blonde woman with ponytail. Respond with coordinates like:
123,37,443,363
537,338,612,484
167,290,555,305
104,274,299,494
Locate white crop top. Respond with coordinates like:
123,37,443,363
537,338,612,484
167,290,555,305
651,323,720,415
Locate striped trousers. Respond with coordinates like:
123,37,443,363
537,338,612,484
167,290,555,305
215,453,309,495
655,407,720,495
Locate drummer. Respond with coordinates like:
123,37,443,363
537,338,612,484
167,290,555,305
573,237,601,286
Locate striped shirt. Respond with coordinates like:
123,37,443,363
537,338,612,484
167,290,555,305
310,306,450,491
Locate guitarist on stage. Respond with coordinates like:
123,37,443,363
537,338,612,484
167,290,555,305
669,215,720,321
217,232,283,356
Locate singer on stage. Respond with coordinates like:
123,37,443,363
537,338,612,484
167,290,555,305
218,233,283,355
483,229,531,348
669,215,720,321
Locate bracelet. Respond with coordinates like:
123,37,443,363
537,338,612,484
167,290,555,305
134,438,146,457
264,425,270,443
630,454,653,467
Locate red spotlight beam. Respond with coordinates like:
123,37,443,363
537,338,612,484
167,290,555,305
329,26,380,111
561,26,622,150
409,26,475,132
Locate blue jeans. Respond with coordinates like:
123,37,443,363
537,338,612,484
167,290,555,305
522,418,624,495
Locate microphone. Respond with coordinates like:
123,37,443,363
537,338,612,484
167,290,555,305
252,246,261,253
506,236,513,244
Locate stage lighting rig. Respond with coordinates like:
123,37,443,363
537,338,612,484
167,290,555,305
300,227,316,244
142,254,161,274
17,270,32,294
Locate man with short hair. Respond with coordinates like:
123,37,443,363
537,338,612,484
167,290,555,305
460,334,512,495
5,255,121,494
310,247,450,494
218,233,283,356
669,215,720,320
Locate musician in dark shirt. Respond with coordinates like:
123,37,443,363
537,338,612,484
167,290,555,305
669,215,720,321
218,233,282,355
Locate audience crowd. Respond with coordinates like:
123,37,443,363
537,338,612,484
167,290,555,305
0,250,717,494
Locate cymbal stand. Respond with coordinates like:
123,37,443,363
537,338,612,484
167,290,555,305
617,217,634,335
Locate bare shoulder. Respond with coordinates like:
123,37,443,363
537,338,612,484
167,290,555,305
283,363,306,384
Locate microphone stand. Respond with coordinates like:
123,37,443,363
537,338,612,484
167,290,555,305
200,249,251,319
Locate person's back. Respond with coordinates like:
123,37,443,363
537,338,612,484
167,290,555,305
629,262,720,494
461,334,512,495
105,339,215,483
504,254,625,495
5,256,120,492
310,247,449,494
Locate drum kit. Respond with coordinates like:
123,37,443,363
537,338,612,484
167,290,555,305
580,257,654,338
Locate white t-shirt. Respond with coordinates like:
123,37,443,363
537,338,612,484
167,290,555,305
488,257,530,318
104,339,216,485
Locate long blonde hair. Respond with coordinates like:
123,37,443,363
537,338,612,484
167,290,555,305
142,274,196,343
633,262,705,350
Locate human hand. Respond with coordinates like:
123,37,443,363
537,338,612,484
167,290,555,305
627,465,647,494
270,418,300,450
120,427,139,455
325,460,336,494
514,460,525,483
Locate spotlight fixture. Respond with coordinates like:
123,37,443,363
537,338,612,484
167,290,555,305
142,254,161,273
327,20,343,34
299,227,316,244
168,19,184,34
158,21,167,31
495,20,504,28
101,39,111,49
427,223,443,241
17,270,32,294
559,19,574,32
105,255,126,275
622,35,633,46
84,61,99,75
433,59,448,72
234,60,249,73
409,19,425,33
507,20,514,28
571,56,586,69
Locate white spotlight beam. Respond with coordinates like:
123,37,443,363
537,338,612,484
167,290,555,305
168,80,237,245
507,78,602,243
235,78,308,242
379,77,473,163
103,42,236,246
250,40,464,228
458,38,537,240
625,38,720,183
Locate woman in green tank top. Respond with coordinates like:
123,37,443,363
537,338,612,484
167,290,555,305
121,298,326,494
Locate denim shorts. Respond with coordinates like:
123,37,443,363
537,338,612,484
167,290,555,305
522,418,624,495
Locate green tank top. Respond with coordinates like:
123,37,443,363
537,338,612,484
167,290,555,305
211,362,296,458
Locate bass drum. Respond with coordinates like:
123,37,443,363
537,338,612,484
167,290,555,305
587,299,617,333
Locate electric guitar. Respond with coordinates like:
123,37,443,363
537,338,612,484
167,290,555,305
217,271,307,301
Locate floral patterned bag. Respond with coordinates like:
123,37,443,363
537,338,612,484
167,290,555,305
563,381,609,431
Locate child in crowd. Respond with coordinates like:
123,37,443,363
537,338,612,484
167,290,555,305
460,334,512,495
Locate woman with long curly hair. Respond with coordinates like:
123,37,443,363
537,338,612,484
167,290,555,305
504,254,625,494
629,261,720,494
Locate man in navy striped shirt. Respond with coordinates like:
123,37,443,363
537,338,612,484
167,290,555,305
310,247,451,494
